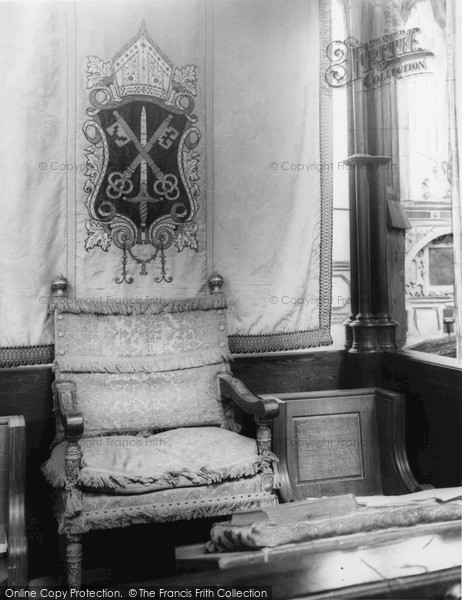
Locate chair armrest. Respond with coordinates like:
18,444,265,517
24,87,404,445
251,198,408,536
54,381,84,439
54,382,84,491
218,374,279,419
219,375,280,493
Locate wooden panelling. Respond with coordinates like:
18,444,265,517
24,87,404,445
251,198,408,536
294,413,363,482
272,390,394,500
0,367,55,454
0,425,7,526
232,350,347,394
0,366,57,579
382,351,462,488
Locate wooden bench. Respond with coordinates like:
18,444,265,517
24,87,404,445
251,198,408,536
268,388,432,501
0,415,27,587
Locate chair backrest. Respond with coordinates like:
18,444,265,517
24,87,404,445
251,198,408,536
51,295,232,438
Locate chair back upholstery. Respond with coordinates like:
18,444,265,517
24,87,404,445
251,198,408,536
51,296,232,437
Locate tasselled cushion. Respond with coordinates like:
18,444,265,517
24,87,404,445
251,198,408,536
42,426,262,494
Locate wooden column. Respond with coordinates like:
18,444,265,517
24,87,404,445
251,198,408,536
367,58,399,351
345,4,380,386
346,153,389,386
343,0,397,386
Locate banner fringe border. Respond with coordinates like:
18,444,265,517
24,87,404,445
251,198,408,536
0,345,54,368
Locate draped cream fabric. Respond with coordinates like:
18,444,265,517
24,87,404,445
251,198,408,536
0,0,333,362
212,0,333,352
0,3,68,349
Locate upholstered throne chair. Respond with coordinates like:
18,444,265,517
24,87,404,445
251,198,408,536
42,275,279,588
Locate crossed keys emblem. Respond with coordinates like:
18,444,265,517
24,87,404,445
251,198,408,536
105,106,180,229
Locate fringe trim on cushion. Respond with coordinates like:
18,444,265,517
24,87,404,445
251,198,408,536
48,295,227,316
272,464,282,489
79,459,262,491
79,469,133,490
57,510,87,535
269,452,282,489
55,347,231,374
42,450,264,492
84,492,278,532
41,457,66,489
53,490,86,535
63,486,84,518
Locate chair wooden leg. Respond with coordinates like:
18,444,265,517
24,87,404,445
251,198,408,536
255,417,274,492
57,534,66,586
65,533,83,589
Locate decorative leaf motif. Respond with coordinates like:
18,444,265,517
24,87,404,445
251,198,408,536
86,56,113,89
83,146,103,195
184,150,200,183
84,146,100,180
173,65,197,96
190,183,200,199
85,220,112,252
174,223,198,252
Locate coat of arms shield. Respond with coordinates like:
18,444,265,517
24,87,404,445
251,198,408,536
83,23,200,283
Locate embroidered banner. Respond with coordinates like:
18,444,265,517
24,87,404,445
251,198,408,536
73,1,208,303
82,22,201,285
0,0,333,364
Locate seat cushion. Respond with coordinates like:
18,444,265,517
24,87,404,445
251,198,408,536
42,427,262,494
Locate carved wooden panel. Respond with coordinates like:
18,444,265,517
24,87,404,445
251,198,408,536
294,413,363,484
271,389,398,501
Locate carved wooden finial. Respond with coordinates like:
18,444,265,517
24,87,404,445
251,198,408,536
208,272,224,294
51,274,69,299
